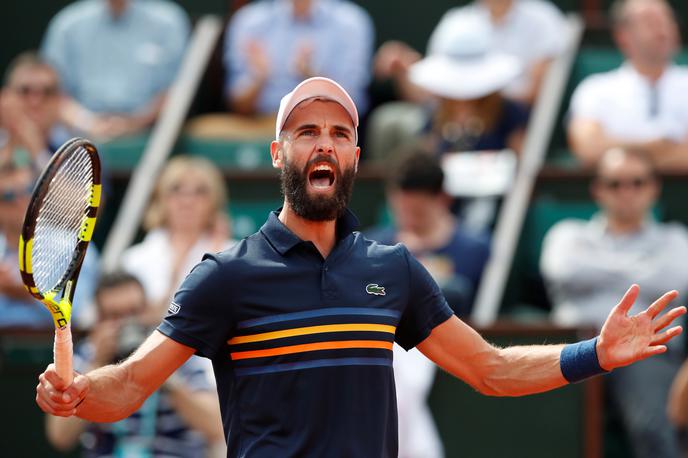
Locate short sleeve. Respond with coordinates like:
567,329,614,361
569,76,605,120
395,247,454,350
157,254,232,359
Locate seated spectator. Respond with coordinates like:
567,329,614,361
185,0,374,141
367,151,490,458
226,0,373,115
568,0,688,170
0,160,98,329
45,271,225,457
375,0,567,106
368,150,490,317
121,156,233,323
41,0,190,141
0,52,64,170
368,12,528,161
540,147,688,458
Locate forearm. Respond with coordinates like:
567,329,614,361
166,383,224,441
230,77,266,116
45,414,86,451
75,362,150,422
480,345,567,397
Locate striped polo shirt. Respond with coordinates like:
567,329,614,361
158,209,453,457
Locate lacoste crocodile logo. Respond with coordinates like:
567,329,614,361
366,283,386,296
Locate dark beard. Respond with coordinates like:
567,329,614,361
281,156,356,221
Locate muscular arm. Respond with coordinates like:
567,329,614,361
165,376,224,442
417,316,567,396
418,286,685,397
37,331,195,422
568,118,688,170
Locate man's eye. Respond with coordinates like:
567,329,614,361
334,131,350,139
300,129,317,136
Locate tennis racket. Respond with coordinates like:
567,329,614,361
18,137,102,385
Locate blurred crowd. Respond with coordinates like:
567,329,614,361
2,0,688,457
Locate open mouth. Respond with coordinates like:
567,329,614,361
308,163,336,189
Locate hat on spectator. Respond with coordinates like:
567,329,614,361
275,77,359,142
409,12,522,100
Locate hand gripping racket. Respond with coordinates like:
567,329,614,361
18,137,102,385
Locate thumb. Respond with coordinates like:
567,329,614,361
613,284,640,317
62,373,90,404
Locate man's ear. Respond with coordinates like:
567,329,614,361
354,146,361,173
270,140,284,169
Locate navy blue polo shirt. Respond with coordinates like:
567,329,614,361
158,209,454,458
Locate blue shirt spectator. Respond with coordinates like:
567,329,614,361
41,0,189,116
224,0,373,115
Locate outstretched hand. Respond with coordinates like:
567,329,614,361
597,285,686,371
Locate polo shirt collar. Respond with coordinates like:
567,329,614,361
260,208,360,255
619,61,675,85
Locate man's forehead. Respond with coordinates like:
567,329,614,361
282,98,355,132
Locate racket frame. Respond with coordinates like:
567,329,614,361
17,137,102,384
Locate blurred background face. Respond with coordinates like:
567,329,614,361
592,153,658,224
616,0,679,66
163,169,216,234
389,190,446,235
0,167,33,231
97,281,146,322
6,64,60,133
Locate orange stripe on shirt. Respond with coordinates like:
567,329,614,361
230,340,393,361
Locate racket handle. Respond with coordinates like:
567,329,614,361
54,326,74,386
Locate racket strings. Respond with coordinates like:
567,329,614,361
32,146,94,294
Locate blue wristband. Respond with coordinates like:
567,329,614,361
560,336,608,383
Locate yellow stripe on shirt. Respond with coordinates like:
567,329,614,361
228,323,396,345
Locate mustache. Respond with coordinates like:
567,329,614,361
304,155,340,174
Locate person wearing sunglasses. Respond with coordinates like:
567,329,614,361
0,52,63,171
541,146,688,458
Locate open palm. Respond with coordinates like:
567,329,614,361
597,285,686,371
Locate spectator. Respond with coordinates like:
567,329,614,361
224,0,373,117
45,271,225,457
368,12,528,161
121,156,233,324
0,52,63,170
375,0,567,106
367,151,490,458
0,161,98,329
41,0,190,141
369,151,490,317
568,0,688,170
541,147,688,458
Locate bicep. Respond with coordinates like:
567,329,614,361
416,315,500,392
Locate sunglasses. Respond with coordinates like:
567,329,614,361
1,184,34,202
12,84,59,98
597,176,654,191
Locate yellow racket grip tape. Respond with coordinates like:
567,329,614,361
90,184,102,207
54,326,74,386
43,293,72,329
79,217,97,242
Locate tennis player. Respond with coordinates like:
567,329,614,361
37,77,686,457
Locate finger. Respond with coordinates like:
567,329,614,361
651,326,683,346
641,345,667,359
36,388,75,414
38,373,66,403
613,284,640,316
654,306,687,332
43,364,70,391
63,374,90,404
37,396,75,417
646,290,680,319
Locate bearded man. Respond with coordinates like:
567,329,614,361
37,77,686,458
